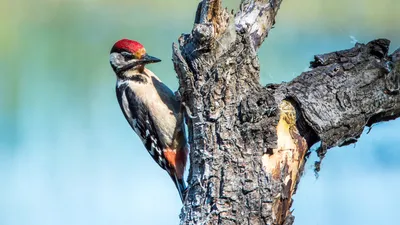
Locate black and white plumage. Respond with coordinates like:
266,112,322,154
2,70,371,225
110,39,188,201
116,81,167,168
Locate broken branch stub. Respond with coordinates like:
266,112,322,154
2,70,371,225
281,39,400,170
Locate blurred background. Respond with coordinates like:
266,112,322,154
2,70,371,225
0,0,399,224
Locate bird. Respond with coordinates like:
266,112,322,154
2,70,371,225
109,39,188,201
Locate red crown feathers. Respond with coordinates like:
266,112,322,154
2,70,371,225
113,39,144,53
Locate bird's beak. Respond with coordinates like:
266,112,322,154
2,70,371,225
139,54,161,64
118,53,161,73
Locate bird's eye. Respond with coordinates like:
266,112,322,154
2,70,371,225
121,51,135,60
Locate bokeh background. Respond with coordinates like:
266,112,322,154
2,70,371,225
1,0,399,224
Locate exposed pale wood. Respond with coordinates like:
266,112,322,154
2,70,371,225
235,0,283,49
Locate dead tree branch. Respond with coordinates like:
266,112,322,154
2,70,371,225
235,0,283,50
171,0,400,224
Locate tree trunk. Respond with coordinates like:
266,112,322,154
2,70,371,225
172,0,400,224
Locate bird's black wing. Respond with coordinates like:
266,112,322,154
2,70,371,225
116,83,168,170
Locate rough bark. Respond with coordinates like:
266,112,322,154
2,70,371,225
171,0,400,224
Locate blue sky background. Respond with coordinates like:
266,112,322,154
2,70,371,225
0,0,399,224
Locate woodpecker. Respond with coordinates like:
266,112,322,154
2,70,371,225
109,39,188,201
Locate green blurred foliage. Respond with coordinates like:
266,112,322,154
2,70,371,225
0,0,399,148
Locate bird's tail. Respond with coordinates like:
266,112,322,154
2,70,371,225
166,145,188,202
170,173,187,202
